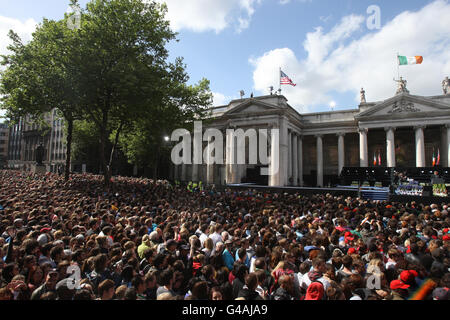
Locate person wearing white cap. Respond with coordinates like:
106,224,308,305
37,233,49,246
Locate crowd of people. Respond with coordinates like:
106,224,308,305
0,169,449,301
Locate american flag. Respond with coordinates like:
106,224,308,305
280,70,296,86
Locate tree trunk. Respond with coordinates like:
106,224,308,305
64,117,73,181
100,109,109,187
99,128,109,186
107,121,124,181
152,145,160,180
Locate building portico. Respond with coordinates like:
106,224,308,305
175,77,450,187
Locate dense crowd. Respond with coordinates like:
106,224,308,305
0,169,449,300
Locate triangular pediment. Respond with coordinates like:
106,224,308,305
356,93,450,119
223,99,282,116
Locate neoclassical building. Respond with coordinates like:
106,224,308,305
173,77,450,187
7,109,67,172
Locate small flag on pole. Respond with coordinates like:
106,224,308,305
437,148,440,166
373,152,377,166
398,55,423,66
378,150,382,166
432,148,436,167
280,70,296,86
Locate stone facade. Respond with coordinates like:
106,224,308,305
7,109,67,172
0,123,9,167
175,79,450,187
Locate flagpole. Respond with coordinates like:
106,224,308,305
397,52,400,79
279,67,281,94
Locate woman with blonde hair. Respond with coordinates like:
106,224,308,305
202,237,214,260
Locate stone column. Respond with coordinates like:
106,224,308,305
269,124,279,187
298,135,303,186
181,163,187,182
446,124,450,167
292,133,298,186
174,165,180,181
232,135,239,183
270,117,288,186
169,164,174,180
225,129,234,184
192,164,199,182
279,117,289,186
287,130,292,185
316,134,324,187
441,125,449,168
359,128,368,167
337,133,345,175
414,125,426,167
206,136,214,184
385,127,396,167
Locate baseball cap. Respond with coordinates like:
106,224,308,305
37,234,48,246
344,231,355,240
305,282,324,300
390,279,410,290
40,227,52,233
400,270,418,284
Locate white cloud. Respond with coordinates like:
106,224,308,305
154,0,261,33
0,16,37,57
212,92,229,106
0,16,37,118
250,0,450,113
279,0,312,4
212,91,242,106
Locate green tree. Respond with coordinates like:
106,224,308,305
68,0,198,184
0,2,84,180
71,119,102,171
119,77,212,178
1,0,213,184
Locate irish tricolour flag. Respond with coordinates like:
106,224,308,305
398,55,423,65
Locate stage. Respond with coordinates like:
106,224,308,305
225,184,388,200
223,184,450,204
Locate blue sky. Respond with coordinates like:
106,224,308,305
1,0,449,116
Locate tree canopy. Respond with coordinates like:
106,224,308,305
0,0,213,184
